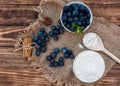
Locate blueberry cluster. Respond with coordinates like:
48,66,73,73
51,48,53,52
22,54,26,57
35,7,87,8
62,47,75,59
49,24,64,41
33,27,50,56
46,47,75,67
61,3,91,32
46,48,65,67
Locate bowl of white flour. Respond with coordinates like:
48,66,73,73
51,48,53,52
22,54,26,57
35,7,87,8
73,50,105,83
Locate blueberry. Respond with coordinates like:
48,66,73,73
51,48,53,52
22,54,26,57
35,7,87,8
53,48,60,54
51,25,56,30
71,21,77,25
68,17,73,22
36,49,41,56
37,40,42,45
49,62,54,67
86,20,90,25
80,5,87,11
70,54,75,59
84,16,88,20
66,24,71,29
64,52,70,58
67,12,72,17
87,13,90,19
79,16,84,21
37,31,43,36
54,30,59,35
77,22,82,26
49,31,54,37
59,29,64,34
73,17,78,21
45,36,50,42
39,35,44,40
63,22,67,26
41,42,46,47
41,47,46,52
54,35,59,41
58,57,64,62
35,51,41,56
68,50,73,54
62,15,67,21
59,62,64,66
69,27,75,32
69,6,73,12
46,55,52,61
33,36,38,42
82,21,86,26
63,6,69,12
72,10,79,16
43,32,48,37
61,47,68,54
40,27,45,32
53,61,59,67
79,13,83,17
36,45,42,50
51,52,57,59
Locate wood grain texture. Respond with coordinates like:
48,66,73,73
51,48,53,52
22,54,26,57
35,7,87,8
0,0,120,86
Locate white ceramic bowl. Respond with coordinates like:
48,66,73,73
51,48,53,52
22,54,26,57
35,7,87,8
60,1,93,33
73,50,105,83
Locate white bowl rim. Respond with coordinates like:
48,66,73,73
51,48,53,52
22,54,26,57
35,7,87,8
60,1,93,33
73,50,105,83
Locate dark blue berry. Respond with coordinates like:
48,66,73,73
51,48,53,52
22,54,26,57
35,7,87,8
69,27,75,32
46,55,52,61
39,35,44,40
53,48,60,54
58,57,64,62
67,17,72,22
61,47,68,54
64,52,70,58
62,15,67,21
54,30,59,35
70,54,75,59
36,45,42,50
59,29,64,34
66,24,71,29
59,62,64,66
53,61,59,67
72,22,77,25
68,50,73,54
51,25,56,30
35,50,41,56
45,36,50,42
63,6,69,12
43,32,48,37
37,31,43,36
49,31,54,37
41,47,46,52
72,10,79,16
49,62,54,67
54,35,58,41
77,22,82,26
41,42,46,47
40,27,45,32
37,40,42,45
51,52,57,59
73,17,78,21
87,13,90,19
33,36,38,42
67,12,72,17
63,22,67,26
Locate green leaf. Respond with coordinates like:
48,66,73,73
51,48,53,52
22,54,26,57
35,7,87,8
72,24,83,35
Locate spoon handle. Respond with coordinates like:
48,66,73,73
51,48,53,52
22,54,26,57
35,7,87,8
103,49,120,64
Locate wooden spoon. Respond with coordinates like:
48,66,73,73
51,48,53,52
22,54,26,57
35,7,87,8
83,32,120,64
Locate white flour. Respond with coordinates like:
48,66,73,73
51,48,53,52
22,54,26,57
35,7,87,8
73,50,105,83
83,33,98,48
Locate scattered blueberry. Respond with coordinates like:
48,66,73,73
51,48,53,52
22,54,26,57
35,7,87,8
41,47,46,52
61,47,68,54
49,31,54,37
51,52,57,59
70,54,75,59
51,25,56,30
53,48,60,54
54,35,58,41
53,61,59,67
36,50,41,56
64,52,70,58
58,57,64,62
59,62,64,66
46,55,52,61
49,62,54,67
54,30,59,35
37,40,42,45
33,36,38,42
59,29,64,34
40,27,45,32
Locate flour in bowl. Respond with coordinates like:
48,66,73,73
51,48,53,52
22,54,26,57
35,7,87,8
73,50,105,83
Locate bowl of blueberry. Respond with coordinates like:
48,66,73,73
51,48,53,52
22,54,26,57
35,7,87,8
60,1,93,34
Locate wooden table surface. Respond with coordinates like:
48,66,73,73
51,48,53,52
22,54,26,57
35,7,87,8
0,0,120,86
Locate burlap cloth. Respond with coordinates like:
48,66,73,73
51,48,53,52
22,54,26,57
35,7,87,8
15,0,120,86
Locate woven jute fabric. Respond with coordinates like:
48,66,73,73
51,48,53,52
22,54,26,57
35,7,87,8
15,0,120,86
